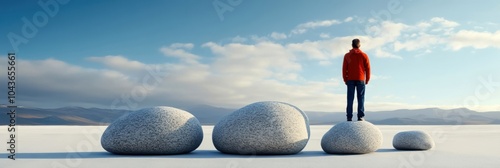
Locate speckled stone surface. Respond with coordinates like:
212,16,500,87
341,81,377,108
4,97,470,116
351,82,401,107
393,130,434,150
321,121,383,154
101,106,203,155
212,101,310,155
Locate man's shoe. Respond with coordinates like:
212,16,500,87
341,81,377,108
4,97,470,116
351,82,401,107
347,118,352,121
357,117,364,121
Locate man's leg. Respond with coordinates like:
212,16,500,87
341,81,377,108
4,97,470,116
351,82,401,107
356,81,366,119
346,81,355,121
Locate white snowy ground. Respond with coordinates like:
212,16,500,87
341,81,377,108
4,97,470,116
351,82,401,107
1,125,500,168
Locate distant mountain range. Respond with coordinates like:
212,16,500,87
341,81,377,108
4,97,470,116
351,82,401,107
2,105,500,125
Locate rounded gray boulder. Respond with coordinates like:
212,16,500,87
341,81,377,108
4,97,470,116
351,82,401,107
212,101,310,155
321,121,383,154
393,130,434,150
101,106,203,155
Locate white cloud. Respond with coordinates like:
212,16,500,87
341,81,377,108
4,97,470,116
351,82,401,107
347,21,408,58
287,41,327,59
160,43,200,64
1,58,135,108
431,17,460,28
416,22,432,29
365,21,408,41
270,32,287,40
390,17,500,54
227,18,429,60
286,21,409,60
373,48,401,59
88,55,146,71
170,43,194,49
221,20,409,61
231,35,247,43
394,33,443,52
203,41,302,76
426,17,460,35
448,30,500,50
402,17,500,51
344,17,353,22
250,35,270,43
291,19,342,35
395,18,500,52
319,33,330,39
287,36,355,60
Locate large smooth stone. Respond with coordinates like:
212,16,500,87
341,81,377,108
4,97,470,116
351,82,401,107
212,101,310,155
321,121,383,154
101,106,203,154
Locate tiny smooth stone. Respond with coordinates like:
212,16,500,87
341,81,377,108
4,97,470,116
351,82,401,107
393,130,435,150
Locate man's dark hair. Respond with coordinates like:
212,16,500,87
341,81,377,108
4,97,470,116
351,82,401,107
352,38,360,48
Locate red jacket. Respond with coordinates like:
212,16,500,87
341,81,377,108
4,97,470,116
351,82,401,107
342,48,371,84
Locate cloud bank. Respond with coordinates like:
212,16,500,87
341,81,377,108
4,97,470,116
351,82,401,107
3,16,500,112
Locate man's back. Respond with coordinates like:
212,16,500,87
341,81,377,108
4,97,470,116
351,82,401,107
342,48,371,83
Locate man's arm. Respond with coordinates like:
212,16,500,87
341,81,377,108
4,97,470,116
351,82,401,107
342,54,348,84
364,53,371,84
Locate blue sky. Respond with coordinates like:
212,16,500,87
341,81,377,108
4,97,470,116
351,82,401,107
1,0,499,112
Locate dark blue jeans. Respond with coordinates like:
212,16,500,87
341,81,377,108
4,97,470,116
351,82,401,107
346,80,365,119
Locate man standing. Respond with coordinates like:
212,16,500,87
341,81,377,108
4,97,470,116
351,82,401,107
342,38,371,121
